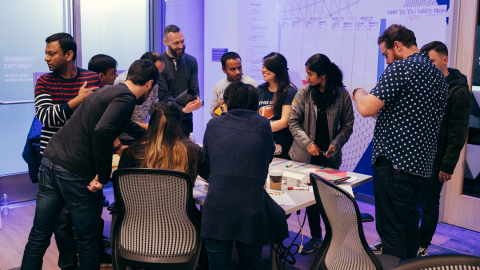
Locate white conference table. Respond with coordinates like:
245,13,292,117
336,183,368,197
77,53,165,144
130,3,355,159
192,157,373,270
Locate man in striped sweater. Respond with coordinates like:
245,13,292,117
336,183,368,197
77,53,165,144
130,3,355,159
33,33,101,270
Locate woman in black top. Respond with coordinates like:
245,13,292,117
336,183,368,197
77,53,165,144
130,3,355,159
288,54,354,254
257,52,297,159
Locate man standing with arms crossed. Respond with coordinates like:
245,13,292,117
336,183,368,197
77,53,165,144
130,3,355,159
34,33,102,270
352,25,449,260
158,25,202,136
416,41,472,256
21,59,158,270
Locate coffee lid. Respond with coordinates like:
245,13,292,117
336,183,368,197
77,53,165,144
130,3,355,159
270,170,283,176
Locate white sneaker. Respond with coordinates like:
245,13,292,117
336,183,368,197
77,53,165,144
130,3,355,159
369,239,382,254
417,247,428,257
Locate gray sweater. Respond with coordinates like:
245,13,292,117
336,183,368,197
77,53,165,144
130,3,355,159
288,85,354,168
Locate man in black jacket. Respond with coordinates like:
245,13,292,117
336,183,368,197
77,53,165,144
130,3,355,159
417,41,472,256
158,25,202,136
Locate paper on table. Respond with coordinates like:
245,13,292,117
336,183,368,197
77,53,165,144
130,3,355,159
268,192,296,206
309,182,354,197
299,168,357,183
192,189,204,197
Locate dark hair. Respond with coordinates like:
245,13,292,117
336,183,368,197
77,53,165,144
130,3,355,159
126,101,198,179
45,33,77,61
259,52,291,118
163,25,181,39
223,81,258,111
87,54,117,75
140,51,164,63
221,52,241,69
126,59,160,86
420,41,448,57
378,24,417,49
305,54,343,108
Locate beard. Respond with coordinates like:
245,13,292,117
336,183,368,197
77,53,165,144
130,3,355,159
169,45,185,59
136,85,154,105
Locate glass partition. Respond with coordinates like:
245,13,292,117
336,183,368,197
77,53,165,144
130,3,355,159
80,0,150,71
0,0,67,176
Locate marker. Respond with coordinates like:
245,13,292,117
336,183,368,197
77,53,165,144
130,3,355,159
267,189,285,195
285,161,294,168
287,187,309,191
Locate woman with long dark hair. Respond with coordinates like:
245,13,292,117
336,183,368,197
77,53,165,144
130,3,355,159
288,53,354,253
118,101,209,182
257,52,297,159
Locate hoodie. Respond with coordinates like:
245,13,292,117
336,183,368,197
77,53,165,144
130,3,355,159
434,68,472,174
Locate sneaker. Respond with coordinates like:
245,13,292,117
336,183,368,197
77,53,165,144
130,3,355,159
369,239,382,254
417,246,428,257
302,237,322,254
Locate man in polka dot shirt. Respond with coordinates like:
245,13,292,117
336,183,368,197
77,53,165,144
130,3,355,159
352,24,449,260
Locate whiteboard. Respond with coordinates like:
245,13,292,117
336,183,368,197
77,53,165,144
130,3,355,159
240,0,452,171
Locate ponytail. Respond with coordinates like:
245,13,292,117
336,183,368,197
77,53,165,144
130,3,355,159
306,54,344,108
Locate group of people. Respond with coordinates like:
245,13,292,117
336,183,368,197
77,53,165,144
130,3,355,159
19,22,471,270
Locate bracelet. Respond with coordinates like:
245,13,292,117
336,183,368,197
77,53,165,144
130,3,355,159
113,142,123,152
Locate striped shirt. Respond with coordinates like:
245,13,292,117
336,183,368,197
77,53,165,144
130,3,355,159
34,68,102,153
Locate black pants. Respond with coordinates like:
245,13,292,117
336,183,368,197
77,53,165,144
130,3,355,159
182,118,193,137
419,169,443,248
374,156,423,260
306,154,336,238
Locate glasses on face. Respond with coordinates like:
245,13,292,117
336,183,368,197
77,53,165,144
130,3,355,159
382,48,389,59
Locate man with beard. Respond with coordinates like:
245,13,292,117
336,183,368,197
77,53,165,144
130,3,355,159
210,52,258,117
352,25,449,260
158,24,202,135
21,59,159,270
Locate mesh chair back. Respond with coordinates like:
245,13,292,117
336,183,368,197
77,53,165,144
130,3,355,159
310,173,382,270
112,168,200,264
391,254,480,270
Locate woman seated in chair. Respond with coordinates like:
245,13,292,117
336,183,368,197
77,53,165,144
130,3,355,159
201,81,289,270
118,100,209,181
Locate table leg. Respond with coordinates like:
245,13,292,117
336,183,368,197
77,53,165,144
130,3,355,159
270,243,278,270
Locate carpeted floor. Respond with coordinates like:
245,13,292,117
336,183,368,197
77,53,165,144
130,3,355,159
428,223,480,257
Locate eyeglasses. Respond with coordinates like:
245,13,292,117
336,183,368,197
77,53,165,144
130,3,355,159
382,48,389,59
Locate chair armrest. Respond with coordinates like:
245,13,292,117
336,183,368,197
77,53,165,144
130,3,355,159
361,213,374,222
107,201,118,213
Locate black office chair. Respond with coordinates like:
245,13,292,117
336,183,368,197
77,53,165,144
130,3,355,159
109,168,202,270
309,173,400,270
391,254,480,270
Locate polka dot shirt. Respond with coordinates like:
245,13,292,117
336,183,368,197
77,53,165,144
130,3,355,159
370,51,449,178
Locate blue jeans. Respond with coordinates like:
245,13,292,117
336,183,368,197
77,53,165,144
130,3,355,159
374,156,423,260
203,238,262,270
419,169,443,248
21,157,103,270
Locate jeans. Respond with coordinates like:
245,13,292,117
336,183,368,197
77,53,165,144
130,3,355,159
21,157,103,270
54,205,78,270
374,156,423,260
203,238,262,270
419,169,443,248
306,154,336,238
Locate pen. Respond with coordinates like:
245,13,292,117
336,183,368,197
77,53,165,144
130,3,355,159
285,161,294,168
287,187,309,191
333,176,351,185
